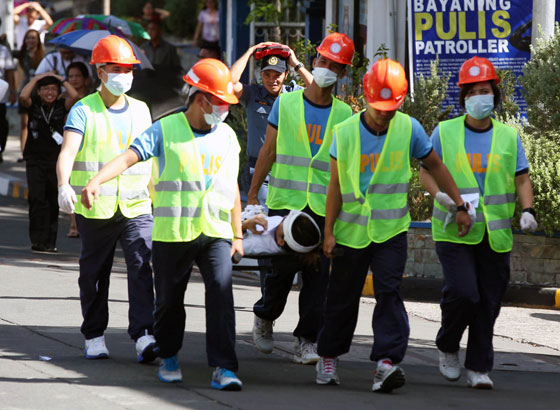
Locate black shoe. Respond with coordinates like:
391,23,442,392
46,247,58,253
31,244,49,253
17,157,24,163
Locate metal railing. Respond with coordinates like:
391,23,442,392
248,1,306,82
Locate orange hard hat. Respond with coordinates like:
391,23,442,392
90,35,140,66
363,58,408,111
316,32,355,66
183,58,238,104
458,56,500,86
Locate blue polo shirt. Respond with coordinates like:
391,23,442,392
430,121,529,196
330,112,433,195
239,81,303,159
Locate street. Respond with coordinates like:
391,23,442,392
1,189,560,409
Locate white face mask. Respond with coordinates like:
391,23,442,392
103,72,133,96
312,67,339,88
465,94,494,120
202,96,229,125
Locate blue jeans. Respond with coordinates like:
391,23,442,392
152,235,238,371
76,210,154,341
317,232,410,363
435,235,510,372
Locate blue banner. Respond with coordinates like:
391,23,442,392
408,0,536,116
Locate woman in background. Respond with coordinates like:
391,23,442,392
139,1,170,27
16,29,44,162
193,0,220,59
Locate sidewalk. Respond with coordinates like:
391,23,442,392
1,118,559,310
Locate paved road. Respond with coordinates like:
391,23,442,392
1,182,560,409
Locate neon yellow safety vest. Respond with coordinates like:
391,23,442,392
432,115,517,253
334,111,412,248
152,113,240,242
266,89,352,216
71,92,153,219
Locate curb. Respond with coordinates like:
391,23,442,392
397,276,560,309
0,172,28,201
234,268,560,310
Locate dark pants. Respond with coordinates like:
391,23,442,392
152,235,238,371
435,235,510,372
317,232,410,363
0,104,7,154
75,210,154,341
253,207,329,342
25,159,59,248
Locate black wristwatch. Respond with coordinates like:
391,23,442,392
456,203,469,212
522,207,536,217
294,62,304,72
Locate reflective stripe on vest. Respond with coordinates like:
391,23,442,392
155,180,205,192
334,112,412,248
368,182,410,195
484,193,516,206
266,89,352,215
70,92,152,219
432,116,517,252
152,113,239,242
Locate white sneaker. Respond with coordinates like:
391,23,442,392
84,336,109,359
253,315,273,353
467,370,493,389
136,332,157,363
293,337,320,365
372,360,405,393
438,349,461,381
315,356,339,385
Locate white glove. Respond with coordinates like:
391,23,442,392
241,204,267,221
435,191,456,212
58,184,77,214
520,211,537,233
443,201,476,233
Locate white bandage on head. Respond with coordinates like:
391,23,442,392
282,210,321,253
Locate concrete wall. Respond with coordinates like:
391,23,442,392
406,225,560,287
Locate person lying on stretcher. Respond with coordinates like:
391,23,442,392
241,207,321,257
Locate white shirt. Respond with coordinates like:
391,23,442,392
0,45,15,103
35,51,91,77
15,19,48,50
198,9,219,42
243,215,285,256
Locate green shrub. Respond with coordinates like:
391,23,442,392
111,0,201,38
520,22,560,134
494,68,519,120
516,23,560,233
400,56,453,136
523,132,560,234
503,116,560,234
163,0,202,39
